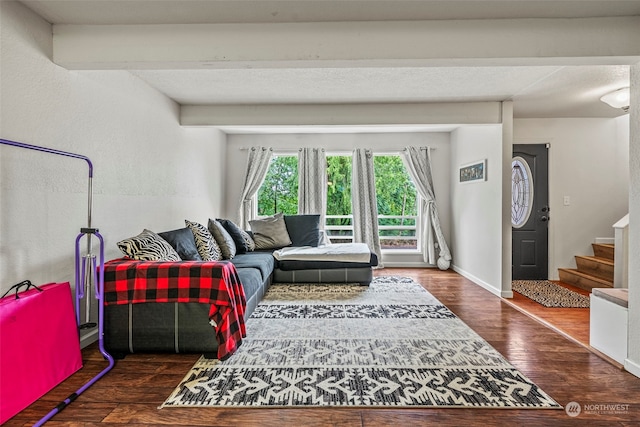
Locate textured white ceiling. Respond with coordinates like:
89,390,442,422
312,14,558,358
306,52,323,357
21,0,640,25
131,67,562,105
131,65,630,118
512,65,631,117
20,0,637,120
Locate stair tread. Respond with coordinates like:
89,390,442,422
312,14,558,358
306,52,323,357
558,268,613,286
558,243,616,292
575,255,614,266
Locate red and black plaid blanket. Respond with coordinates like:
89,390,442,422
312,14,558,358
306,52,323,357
103,258,246,360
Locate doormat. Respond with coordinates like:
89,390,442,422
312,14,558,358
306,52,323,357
161,277,562,409
512,280,590,308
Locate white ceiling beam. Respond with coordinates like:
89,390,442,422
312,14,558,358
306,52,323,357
53,17,640,70
180,102,502,126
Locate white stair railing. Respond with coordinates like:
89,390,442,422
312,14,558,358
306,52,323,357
613,214,629,288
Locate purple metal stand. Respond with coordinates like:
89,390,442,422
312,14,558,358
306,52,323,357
33,229,114,426
0,138,114,425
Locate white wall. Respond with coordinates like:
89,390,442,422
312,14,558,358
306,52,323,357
223,132,451,266
450,125,504,295
0,2,225,298
513,117,629,279
626,62,639,378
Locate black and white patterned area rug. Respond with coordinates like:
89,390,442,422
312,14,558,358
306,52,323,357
512,280,590,308
162,276,561,409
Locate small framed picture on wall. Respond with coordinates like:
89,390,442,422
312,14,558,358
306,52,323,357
459,159,486,183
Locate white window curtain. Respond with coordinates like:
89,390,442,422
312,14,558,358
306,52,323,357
238,146,273,229
352,148,383,267
402,146,452,270
298,147,327,227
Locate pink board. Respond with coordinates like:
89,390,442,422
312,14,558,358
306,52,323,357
0,282,83,423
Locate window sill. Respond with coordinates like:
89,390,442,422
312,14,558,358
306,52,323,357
381,248,421,255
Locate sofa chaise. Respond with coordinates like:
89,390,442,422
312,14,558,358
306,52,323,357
102,214,378,359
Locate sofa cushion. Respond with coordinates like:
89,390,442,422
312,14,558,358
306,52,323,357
117,229,181,262
208,219,237,259
236,267,263,300
218,219,255,253
185,220,222,261
276,251,378,271
231,252,275,282
249,213,292,250
284,214,322,247
158,227,203,261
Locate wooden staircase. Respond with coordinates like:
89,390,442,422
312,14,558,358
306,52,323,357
558,243,614,292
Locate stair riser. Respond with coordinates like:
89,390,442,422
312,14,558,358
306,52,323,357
575,258,614,281
558,269,613,292
592,244,614,261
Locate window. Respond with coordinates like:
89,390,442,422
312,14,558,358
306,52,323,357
256,152,419,251
256,155,298,216
511,156,533,228
325,155,353,243
374,155,418,250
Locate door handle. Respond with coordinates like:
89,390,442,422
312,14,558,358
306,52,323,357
540,216,549,222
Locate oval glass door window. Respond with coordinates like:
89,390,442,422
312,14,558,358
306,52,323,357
512,156,534,228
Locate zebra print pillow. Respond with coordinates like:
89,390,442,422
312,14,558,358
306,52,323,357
240,229,255,252
185,220,223,261
117,229,181,261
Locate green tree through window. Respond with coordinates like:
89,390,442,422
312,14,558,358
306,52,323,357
257,155,298,216
326,156,353,242
374,155,418,249
256,153,418,249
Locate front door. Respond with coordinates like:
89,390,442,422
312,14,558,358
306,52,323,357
512,144,549,280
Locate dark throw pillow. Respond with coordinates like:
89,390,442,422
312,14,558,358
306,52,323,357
284,214,322,247
158,227,202,261
217,218,253,253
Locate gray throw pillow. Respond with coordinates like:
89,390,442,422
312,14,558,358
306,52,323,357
185,220,223,261
117,229,181,261
208,218,237,259
249,213,292,250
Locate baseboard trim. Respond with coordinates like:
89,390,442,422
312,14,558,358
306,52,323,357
451,264,502,297
383,262,433,268
80,328,99,349
624,358,640,379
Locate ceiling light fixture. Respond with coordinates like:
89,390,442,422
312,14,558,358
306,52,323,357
600,87,630,112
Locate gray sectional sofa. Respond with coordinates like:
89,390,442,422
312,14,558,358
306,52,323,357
103,214,377,358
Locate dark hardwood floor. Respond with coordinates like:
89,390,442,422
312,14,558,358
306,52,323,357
8,268,640,426
504,280,591,348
